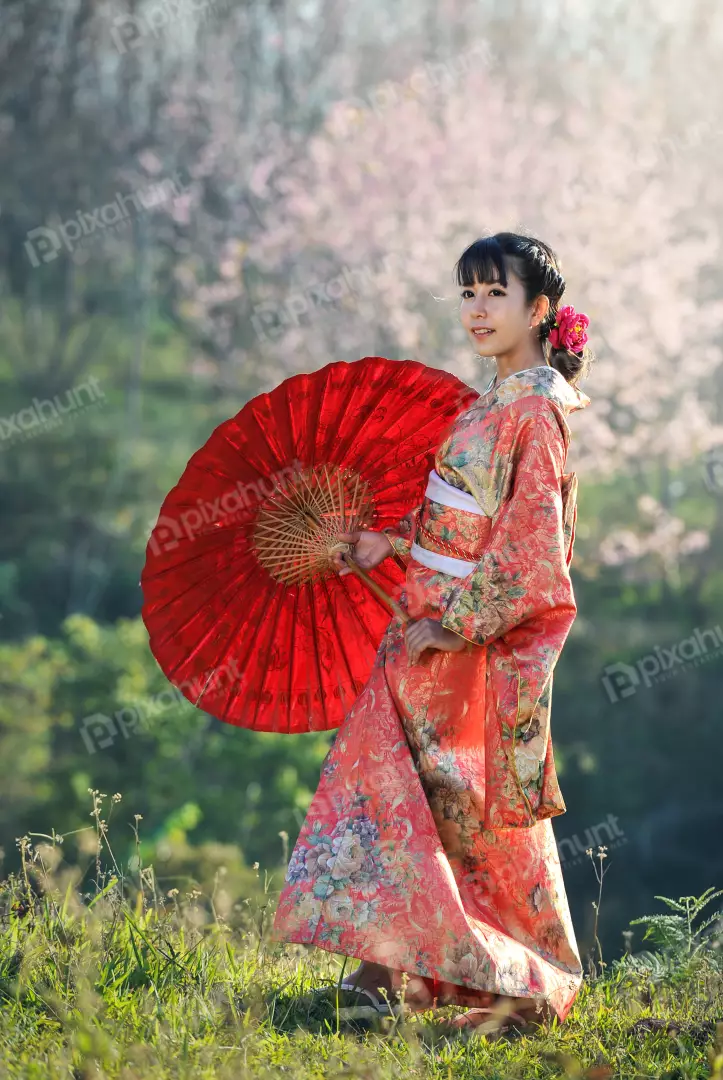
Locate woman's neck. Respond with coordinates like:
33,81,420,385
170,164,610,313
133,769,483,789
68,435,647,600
493,342,548,384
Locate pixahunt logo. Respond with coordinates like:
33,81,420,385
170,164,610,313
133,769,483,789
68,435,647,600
24,171,190,266
601,624,723,703
0,377,105,448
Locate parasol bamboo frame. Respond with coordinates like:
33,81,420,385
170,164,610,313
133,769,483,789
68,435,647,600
252,462,410,624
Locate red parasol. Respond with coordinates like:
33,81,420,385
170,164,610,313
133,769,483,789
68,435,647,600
140,355,478,734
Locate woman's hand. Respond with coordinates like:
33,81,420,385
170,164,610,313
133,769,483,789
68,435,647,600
405,618,468,664
332,530,393,576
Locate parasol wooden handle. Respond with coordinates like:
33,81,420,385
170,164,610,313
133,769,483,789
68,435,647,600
340,551,411,625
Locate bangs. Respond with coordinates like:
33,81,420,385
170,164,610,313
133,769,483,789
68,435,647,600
454,237,511,288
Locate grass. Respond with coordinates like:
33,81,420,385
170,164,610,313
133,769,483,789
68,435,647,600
1,791,723,1079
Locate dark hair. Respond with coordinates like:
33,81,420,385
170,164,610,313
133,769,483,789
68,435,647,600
453,232,593,386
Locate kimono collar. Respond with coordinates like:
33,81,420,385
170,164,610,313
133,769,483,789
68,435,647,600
484,363,591,418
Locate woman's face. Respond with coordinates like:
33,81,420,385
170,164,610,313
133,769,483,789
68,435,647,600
459,267,548,357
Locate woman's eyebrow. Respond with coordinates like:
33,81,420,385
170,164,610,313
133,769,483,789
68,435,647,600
462,282,505,288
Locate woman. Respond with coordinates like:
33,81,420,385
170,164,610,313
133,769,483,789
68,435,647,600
271,232,592,1033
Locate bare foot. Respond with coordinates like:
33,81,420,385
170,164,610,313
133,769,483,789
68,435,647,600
504,995,554,1026
343,961,395,998
444,994,553,1033
343,964,431,1010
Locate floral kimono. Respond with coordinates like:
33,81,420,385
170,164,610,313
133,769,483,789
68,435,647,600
271,363,591,1023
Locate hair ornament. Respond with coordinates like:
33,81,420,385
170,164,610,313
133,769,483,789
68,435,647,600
548,304,589,354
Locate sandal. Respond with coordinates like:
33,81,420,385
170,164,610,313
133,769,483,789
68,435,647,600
314,978,402,1020
337,978,402,1019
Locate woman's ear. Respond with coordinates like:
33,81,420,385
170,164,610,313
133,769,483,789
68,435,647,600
530,294,550,329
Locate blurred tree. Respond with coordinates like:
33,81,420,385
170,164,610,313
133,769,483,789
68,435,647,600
1,0,722,960
0,613,333,875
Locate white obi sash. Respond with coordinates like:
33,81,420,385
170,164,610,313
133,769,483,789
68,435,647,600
410,469,483,579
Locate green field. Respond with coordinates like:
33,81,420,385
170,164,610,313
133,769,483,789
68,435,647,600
2,794,722,1080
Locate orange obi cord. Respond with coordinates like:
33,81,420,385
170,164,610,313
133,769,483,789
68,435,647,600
416,516,487,563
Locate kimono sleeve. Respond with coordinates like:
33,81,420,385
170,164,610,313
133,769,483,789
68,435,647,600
381,505,422,567
440,401,576,648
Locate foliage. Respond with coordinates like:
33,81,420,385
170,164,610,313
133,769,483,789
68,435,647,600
629,888,723,958
0,624,332,877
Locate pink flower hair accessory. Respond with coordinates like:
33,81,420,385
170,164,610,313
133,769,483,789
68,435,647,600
548,304,589,353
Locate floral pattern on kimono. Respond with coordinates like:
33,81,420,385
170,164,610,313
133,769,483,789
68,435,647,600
385,367,590,829
382,507,422,564
272,364,590,1023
